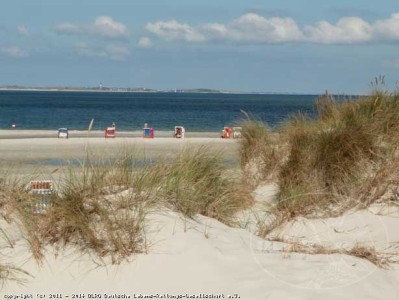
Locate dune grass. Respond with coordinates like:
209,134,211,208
159,146,252,224
0,148,154,265
277,88,399,216
238,83,399,234
0,144,251,269
33,148,156,263
239,119,285,184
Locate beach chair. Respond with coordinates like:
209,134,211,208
26,180,55,215
233,127,242,139
174,126,185,138
57,128,69,139
143,127,155,138
221,127,232,139
105,127,116,138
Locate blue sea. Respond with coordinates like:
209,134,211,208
0,91,319,132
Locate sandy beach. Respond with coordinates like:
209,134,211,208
1,130,399,300
0,130,238,165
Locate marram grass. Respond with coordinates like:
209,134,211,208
0,144,252,271
239,86,399,229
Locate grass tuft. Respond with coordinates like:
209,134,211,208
236,83,399,238
239,119,284,184
160,146,252,224
0,144,251,267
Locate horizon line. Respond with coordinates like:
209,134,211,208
0,85,365,96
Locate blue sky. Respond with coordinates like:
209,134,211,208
0,0,399,94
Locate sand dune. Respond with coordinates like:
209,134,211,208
1,133,399,299
1,185,399,299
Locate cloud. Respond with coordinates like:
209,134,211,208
0,46,28,57
147,14,303,44
373,13,399,41
230,13,304,42
203,13,304,43
76,43,131,61
303,13,399,44
92,17,130,39
146,12,399,45
16,25,29,36
146,20,205,42
138,37,153,48
55,16,130,39
305,17,372,44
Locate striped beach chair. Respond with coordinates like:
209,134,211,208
26,180,55,215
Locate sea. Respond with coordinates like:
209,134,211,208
0,90,320,132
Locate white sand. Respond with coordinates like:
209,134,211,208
1,134,399,299
1,186,399,299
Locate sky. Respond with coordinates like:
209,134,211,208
0,0,399,94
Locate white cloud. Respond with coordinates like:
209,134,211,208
16,25,29,36
305,17,372,44
146,12,399,45
223,13,304,43
373,13,399,41
138,37,153,48
146,20,205,42
0,46,28,57
146,13,304,44
76,43,131,61
199,23,228,39
305,13,399,44
55,16,130,39
92,16,130,39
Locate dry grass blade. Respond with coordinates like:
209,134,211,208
0,263,32,286
269,237,399,269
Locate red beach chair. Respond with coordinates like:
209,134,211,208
221,127,232,139
105,127,116,138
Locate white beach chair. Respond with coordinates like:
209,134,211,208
26,180,55,215
174,126,185,138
